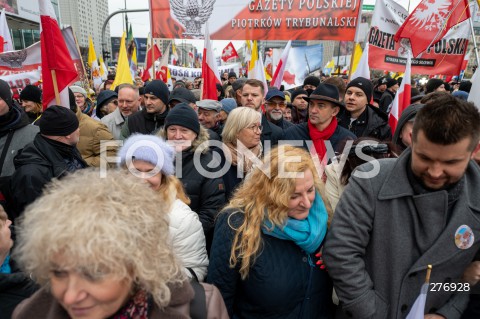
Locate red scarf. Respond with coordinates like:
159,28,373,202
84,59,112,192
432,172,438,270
308,117,338,162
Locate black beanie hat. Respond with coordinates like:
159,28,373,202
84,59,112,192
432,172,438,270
346,77,373,103
19,85,42,103
38,105,79,136
144,80,170,106
228,71,237,79
0,79,13,107
291,89,308,102
165,103,200,135
303,75,320,88
425,78,444,93
386,78,398,88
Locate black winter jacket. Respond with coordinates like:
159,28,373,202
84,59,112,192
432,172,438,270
0,258,39,319
207,210,333,319
260,114,283,146
338,105,392,141
282,122,356,158
379,89,395,114
9,134,87,220
122,108,168,138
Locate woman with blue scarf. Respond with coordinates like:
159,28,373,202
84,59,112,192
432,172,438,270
207,145,334,319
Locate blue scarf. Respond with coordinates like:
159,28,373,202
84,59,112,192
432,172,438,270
0,255,11,274
262,191,328,254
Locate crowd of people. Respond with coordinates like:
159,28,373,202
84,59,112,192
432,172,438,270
0,69,479,319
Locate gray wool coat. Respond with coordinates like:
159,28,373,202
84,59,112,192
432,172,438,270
324,149,480,319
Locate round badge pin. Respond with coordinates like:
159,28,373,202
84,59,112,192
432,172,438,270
454,225,474,250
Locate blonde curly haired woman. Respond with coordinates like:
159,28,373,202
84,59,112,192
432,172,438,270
118,134,209,282
12,169,227,318
207,145,334,318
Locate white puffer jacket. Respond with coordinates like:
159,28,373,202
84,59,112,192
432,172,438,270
169,199,209,281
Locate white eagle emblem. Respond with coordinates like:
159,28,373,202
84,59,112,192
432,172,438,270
170,0,216,38
222,46,232,58
409,0,451,31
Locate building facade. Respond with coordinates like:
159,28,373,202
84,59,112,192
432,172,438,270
58,0,111,56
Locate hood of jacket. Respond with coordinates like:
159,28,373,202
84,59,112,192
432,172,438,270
392,104,424,148
0,105,31,137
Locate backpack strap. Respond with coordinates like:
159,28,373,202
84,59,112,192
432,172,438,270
189,279,207,319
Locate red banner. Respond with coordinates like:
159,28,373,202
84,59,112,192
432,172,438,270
150,0,362,41
368,0,469,76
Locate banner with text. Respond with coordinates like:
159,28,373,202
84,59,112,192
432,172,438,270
368,0,469,75
150,0,362,40
0,27,83,92
167,63,240,82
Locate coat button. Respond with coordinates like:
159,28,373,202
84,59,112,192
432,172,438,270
302,257,308,262
401,304,408,312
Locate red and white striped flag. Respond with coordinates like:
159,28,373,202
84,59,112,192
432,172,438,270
0,9,13,53
40,0,78,110
388,52,412,134
271,40,292,89
202,24,221,100
394,0,471,58
142,37,162,82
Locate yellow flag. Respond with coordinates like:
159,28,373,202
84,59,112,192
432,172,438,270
325,59,335,69
249,40,258,72
350,43,362,75
132,46,137,66
111,32,133,90
88,36,97,67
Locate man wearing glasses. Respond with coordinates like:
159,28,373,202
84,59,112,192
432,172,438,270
101,83,140,140
264,88,293,130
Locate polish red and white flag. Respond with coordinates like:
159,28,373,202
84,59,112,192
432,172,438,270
389,52,412,134
202,24,221,100
271,40,291,89
0,9,13,53
39,0,78,110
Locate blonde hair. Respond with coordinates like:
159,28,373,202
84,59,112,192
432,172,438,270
222,107,261,145
13,169,184,308
226,145,332,279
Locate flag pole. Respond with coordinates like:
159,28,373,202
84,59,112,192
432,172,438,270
425,265,432,284
51,70,61,105
151,35,155,80
468,17,480,67
349,0,365,80
71,29,88,87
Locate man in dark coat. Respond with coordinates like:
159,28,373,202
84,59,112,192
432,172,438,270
283,84,355,162
338,77,392,141
8,106,87,220
379,78,398,113
324,93,480,319
264,88,293,130
0,80,39,177
240,79,283,146
121,80,170,138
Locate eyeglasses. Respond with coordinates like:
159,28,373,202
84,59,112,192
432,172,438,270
266,101,287,108
246,124,263,132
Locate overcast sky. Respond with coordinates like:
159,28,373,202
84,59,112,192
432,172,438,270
107,0,422,55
